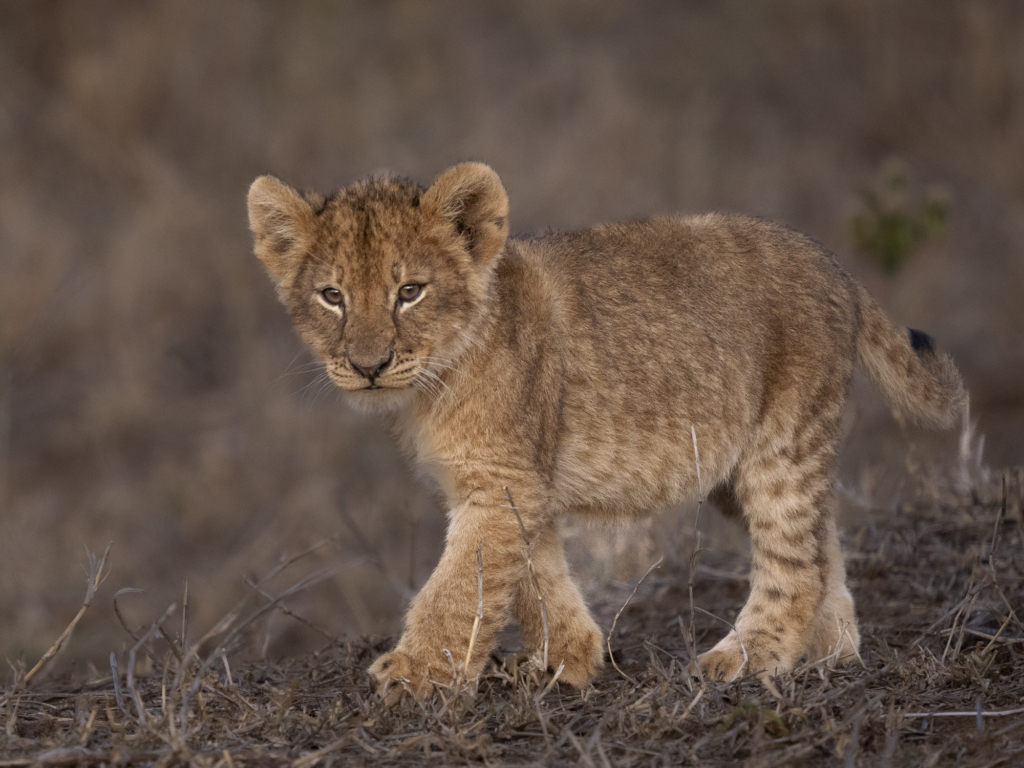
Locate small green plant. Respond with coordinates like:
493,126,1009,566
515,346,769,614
720,698,790,738
849,159,949,275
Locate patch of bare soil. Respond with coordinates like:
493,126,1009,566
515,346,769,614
2,470,1022,767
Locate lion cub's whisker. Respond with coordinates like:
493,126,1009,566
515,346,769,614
415,374,444,400
412,378,437,399
419,368,451,397
421,357,456,370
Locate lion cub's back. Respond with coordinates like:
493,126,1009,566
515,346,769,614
518,214,858,513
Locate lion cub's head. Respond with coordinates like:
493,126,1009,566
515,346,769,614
247,163,508,411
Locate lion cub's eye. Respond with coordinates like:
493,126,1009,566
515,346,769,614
321,287,343,306
397,283,423,303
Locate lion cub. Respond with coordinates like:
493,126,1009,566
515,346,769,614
247,163,965,696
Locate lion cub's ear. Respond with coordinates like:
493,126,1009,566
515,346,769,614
247,175,315,291
422,163,509,265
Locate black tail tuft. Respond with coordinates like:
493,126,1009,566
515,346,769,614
908,328,935,355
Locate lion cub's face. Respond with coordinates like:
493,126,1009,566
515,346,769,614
247,163,509,411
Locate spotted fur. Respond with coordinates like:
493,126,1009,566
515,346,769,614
247,163,967,697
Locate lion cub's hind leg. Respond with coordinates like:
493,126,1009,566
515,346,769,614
802,517,859,664
510,524,604,687
696,413,858,681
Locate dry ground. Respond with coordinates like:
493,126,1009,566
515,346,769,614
2,468,1022,767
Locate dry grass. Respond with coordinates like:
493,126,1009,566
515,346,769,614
2,469,1021,767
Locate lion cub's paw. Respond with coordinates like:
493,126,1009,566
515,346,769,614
368,650,432,705
544,617,605,688
692,646,747,682
691,631,789,682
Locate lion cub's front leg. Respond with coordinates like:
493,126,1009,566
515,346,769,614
369,491,540,701
509,523,604,687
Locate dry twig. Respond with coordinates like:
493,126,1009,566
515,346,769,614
606,557,664,683
462,544,485,676
5,542,113,703
504,486,550,671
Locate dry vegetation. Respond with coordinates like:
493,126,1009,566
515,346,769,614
1,1,1024,765
2,468,1022,766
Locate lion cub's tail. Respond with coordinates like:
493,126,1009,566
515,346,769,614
854,282,967,429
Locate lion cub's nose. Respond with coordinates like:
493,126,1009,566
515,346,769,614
350,351,394,381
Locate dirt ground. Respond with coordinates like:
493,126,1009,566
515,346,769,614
2,467,1021,767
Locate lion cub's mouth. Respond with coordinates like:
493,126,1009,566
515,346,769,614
337,375,415,392
363,374,417,391
325,360,443,398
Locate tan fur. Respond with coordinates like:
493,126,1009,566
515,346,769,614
247,163,967,696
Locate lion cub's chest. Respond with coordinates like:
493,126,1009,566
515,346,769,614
386,404,459,499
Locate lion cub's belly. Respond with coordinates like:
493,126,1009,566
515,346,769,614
551,408,737,518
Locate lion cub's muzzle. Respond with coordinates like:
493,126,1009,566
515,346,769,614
348,350,394,387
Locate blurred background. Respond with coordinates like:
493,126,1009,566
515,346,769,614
1,0,1022,672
